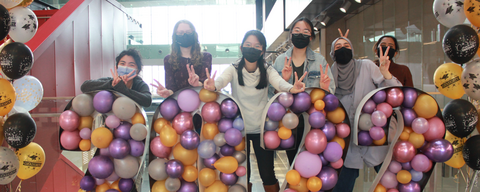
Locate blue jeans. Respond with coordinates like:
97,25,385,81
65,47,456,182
332,164,382,192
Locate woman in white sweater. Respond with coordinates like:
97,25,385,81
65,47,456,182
203,30,306,192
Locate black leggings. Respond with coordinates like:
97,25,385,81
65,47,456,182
287,114,305,165
246,134,278,185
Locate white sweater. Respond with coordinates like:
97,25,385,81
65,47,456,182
214,64,294,134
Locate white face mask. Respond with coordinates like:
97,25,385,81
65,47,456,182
117,65,136,77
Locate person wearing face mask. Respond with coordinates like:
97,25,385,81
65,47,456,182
373,36,413,87
203,30,307,192
81,49,152,107
269,17,335,166
151,20,212,98
329,37,402,192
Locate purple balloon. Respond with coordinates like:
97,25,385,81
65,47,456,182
401,108,417,127
321,122,336,141
178,181,198,192
410,169,423,182
129,139,145,157
423,139,454,162
160,98,180,121
109,138,131,159
178,89,200,112
309,112,326,128
403,88,418,108
80,176,96,191
106,189,119,192
280,135,295,149
180,130,200,150
220,172,238,185
371,110,387,127
369,127,385,141
218,118,233,133
402,161,412,170
398,181,421,192
93,90,115,113
88,156,114,179
106,115,121,129
411,154,430,172
100,148,110,157
267,102,286,121
319,154,329,165
373,90,386,104
317,166,338,191
232,117,244,131
264,119,279,131
118,178,134,192
278,92,294,108
203,154,220,169
291,92,312,113
362,99,376,114
166,159,184,178
220,144,235,156
323,94,339,112
358,131,373,146
114,122,132,140
224,128,243,146
323,142,343,162
79,128,91,140
221,99,239,118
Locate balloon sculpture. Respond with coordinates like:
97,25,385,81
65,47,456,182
149,87,247,191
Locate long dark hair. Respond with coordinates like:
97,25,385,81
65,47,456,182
373,35,400,57
289,17,315,40
116,48,142,73
169,20,203,70
237,30,268,89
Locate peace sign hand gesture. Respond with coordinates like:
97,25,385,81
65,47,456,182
203,68,217,91
290,72,307,93
110,68,122,87
187,64,202,87
378,46,393,80
282,56,293,81
119,70,137,86
338,28,349,38
150,79,173,98
320,64,331,90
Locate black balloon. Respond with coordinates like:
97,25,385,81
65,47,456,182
0,4,10,40
0,42,33,80
463,135,480,170
3,113,36,148
442,99,478,138
442,25,479,64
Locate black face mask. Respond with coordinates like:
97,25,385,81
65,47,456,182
176,33,195,47
376,46,396,60
242,47,263,63
334,47,353,65
291,33,310,49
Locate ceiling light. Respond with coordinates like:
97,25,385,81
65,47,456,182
355,0,361,3
321,16,330,26
340,1,352,13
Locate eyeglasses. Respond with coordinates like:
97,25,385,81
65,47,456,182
292,28,311,36
243,42,262,50
176,31,193,36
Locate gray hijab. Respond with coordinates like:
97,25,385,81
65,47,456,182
329,37,360,98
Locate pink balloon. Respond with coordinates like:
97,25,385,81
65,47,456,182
150,137,172,158
393,141,416,163
59,110,80,131
386,88,404,108
411,154,431,172
330,158,343,169
336,123,350,138
177,89,200,112
294,151,322,178
387,189,399,192
79,128,92,140
278,92,294,108
61,130,81,150
423,160,433,173
172,112,193,135
362,99,376,114
371,110,387,127
284,189,297,192
369,127,385,140
423,117,445,141
412,117,429,134
201,102,221,123
376,102,393,117
308,105,320,115
106,115,121,129
235,166,246,177
264,131,281,149
106,171,119,181
305,129,328,154
380,171,398,189
388,160,402,173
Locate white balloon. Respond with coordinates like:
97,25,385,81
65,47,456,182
8,7,38,43
433,0,467,28
13,75,43,111
0,0,22,9
0,147,19,185
461,59,480,100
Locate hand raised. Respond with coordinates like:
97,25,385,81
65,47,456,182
290,72,307,93
378,46,392,79
281,56,293,81
338,28,349,38
150,79,172,98
187,64,202,87
203,68,217,91
110,68,121,87
320,64,331,90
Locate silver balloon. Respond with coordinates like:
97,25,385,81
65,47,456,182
228,184,247,192
112,97,137,120
433,0,466,28
72,94,94,116
130,123,147,141
461,59,480,100
358,113,373,131
0,147,19,185
264,119,279,131
282,113,299,129
232,151,246,164
165,177,181,191
214,133,226,147
148,158,168,181
113,155,139,179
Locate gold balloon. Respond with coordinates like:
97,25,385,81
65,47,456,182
199,88,218,103
205,180,228,192
326,107,345,124
413,94,438,119
173,144,198,166
159,124,178,147
182,165,198,182
399,131,410,141
289,177,308,192
373,135,386,146
465,0,480,27
95,183,111,192
15,142,45,180
307,177,323,192
408,132,425,149
404,127,413,134
396,170,412,184
0,117,4,144
445,130,466,168
202,123,219,140
0,78,16,116
199,168,216,187
79,139,91,151
374,184,386,192
310,88,326,103
286,170,301,186
78,189,86,192
77,116,93,130
433,63,464,99
152,180,168,192
132,112,146,125
19,0,34,7
110,179,120,190
91,127,113,148
331,136,345,149
214,156,238,174
154,118,170,134
234,137,245,151
278,127,292,140
314,100,325,111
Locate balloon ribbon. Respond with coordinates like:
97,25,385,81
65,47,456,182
14,180,22,192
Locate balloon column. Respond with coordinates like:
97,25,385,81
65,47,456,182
263,88,351,192
63,91,148,192
149,87,247,192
